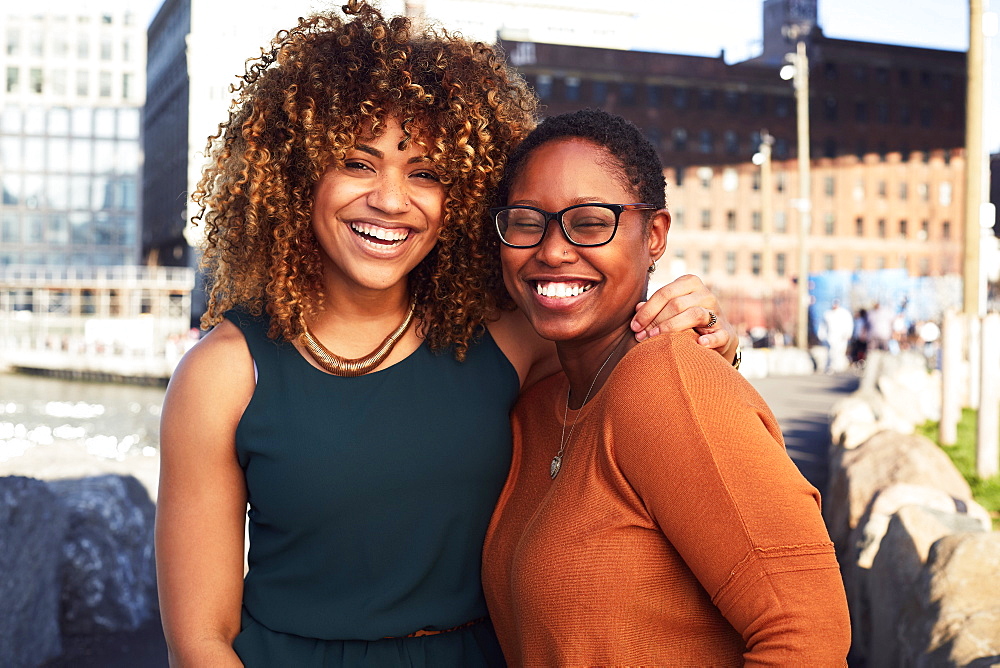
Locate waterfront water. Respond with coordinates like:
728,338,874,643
0,371,165,494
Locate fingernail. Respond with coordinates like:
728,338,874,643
630,320,642,332
648,327,660,338
699,335,710,345
635,329,648,341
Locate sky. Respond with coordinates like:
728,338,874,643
137,0,1000,151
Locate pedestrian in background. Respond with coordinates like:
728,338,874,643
821,299,854,373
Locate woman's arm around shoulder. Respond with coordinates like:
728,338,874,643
155,319,255,667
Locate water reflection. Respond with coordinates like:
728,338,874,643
0,372,164,463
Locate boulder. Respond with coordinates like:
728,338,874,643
897,531,1000,667
865,505,987,667
46,474,158,634
824,431,973,557
0,476,67,668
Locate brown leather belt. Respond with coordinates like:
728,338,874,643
387,616,487,639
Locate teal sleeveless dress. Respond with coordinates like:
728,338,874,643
225,311,518,667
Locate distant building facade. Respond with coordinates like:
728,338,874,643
0,0,145,267
500,0,970,330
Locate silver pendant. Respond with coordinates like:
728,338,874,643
550,455,562,479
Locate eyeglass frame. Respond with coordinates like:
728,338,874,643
489,202,659,249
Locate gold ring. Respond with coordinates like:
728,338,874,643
706,310,717,328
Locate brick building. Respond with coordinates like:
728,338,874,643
500,0,970,331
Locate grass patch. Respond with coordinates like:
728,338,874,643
917,408,1000,527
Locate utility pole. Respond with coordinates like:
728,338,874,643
782,34,812,350
965,0,986,317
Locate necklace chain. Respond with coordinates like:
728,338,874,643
551,336,627,479
300,296,416,377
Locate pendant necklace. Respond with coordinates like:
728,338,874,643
551,336,627,479
300,296,416,377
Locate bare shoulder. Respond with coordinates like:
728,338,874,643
162,319,256,443
486,308,558,389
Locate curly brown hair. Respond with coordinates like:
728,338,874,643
192,0,536,359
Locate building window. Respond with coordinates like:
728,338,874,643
700,209,711,229
876,256,886,270
878,219,886,238
875,67,889,84
775,211,787,234
698,167,712,189
752,171,761,191
776,172,786,193
774,138,789,159
899,69,911,86
939,182,952,206
674,166,685,187
673,86,689,109
122,72,134,100
942,74,953,91
920,106,932,127
899,219,908,238
698,129,713,154
943,221,951,239
726,210,737,231
854,255,864,270
698,88,715,110
6,27,20,55
77,33,89,59
920,70,932,87
854,65,868,81
535,74,552,99
900,104,912,125
752,211,762,232
724,130,739,155
100,38,112,61
899,182,908,200
918,183,930,201
672,128,687,152
722,168,738,191
776,252,787,276
564,76,580,102
700,250,711,274
751,252,761,276
920,219,929,240
591,80,607,104
823,138,837,158
99,71,112,98
918,257,930,276
724,90,741,113
878,181,887,198
775,97,791,118
29,68,42,94
876,101,889,124
725,251,736,275
824,213,835,235
853,179,865,200
6,67,19,93
619,83,636,106
76,69,89,96
855,217,864,236
645,84,661,107
673,209,684,229
824,176,835,196
824,96,838,121
824,254,835,271
749,93,765,115
824,62,838,79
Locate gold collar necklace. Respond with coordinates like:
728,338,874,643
300,296,416,377
551,335,627,479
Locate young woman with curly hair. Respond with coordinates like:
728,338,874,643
154,3,738,666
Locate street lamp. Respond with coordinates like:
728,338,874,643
781,35,812,351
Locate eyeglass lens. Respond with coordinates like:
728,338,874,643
497,205,617,246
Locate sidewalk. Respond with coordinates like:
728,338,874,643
750,371,860,495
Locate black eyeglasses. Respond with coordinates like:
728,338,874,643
490,203,658,248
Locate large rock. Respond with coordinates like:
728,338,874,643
829,388,916,451
824,431,973,557
0,476,68,667
865,505,987,667
897,531,1000,667
47,474,158,634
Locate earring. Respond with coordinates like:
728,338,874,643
647,260,657,274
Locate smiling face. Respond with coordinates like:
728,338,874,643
500,138,668,347
311,116,446,297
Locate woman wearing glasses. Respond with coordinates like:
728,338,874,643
482,109,851,666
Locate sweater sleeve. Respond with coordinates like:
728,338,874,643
611,332,851,666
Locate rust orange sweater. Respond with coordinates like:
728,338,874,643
483,331,850,666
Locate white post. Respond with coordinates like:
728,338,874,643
978,313,1000,478
940,310,963,446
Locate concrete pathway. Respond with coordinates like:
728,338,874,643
750,372,860,496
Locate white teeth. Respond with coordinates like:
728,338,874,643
535,281,592,298
351,222,409,242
